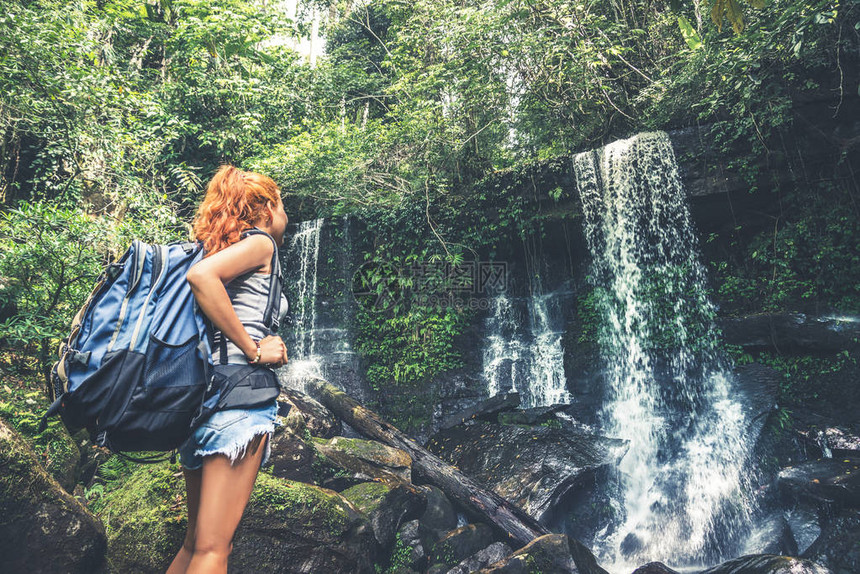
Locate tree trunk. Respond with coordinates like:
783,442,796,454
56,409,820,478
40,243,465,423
305,379,551,547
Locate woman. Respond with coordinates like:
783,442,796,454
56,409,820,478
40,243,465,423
167,165,290,574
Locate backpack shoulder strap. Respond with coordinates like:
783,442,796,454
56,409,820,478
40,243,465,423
239,227,282,334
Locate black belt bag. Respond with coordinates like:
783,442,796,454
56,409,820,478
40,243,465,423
215,364,281,410
190,364,281,431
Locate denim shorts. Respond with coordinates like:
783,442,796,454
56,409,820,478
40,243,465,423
178,400,280,471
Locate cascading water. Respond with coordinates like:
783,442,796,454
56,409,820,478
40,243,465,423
280,218,324,388
483,292,527,398
573,132,755,571
482,290,571,407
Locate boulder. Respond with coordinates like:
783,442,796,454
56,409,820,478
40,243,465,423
718,313,860,353
0,418,106,574
778,457,860,508
235,474,378,573
732,363,780,418
267,426,315,483
478,533,609,574
784,506,822,555
429,523,496,569
427,420,628,522
796,426,860,459
98,461,378,573
699,554,833,574
445,541,512,574
439,392,521,430
312,435,413,483
396,519,428,570
631,563,680,574
741,512,798,556
277,388,342,438
497,405,567,426
341,480,426,548
415,484,458,544
802,509,860,574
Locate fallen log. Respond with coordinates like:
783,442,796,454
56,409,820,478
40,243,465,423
305,379,551,547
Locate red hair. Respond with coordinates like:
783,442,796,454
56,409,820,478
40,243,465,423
192,165,281,256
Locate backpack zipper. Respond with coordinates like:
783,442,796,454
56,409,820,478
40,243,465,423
129,245,169,352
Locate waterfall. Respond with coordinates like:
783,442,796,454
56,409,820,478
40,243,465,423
281,218,324,387
482,290,571,407
482,292,527,398
573,132,755,571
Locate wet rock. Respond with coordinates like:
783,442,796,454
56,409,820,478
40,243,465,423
0,419,106,574
445,541,513,574
98,462,378,573
277,388,342,438
631,563,680,574
497,405,566,426
440,392,521,430
802,509,860,574
416,484,458,543
732,363,781,435
396,519,427,570
742,512,798,556
267,427,315,483
313,435,413,483
478,533,609,574
429,523,496,569
699,554,832,574
784,506,822,555
620,532,644,557
796,426,860,459
778,457,860,508
341,480,426,548
718,313,860,353
427,420,628,522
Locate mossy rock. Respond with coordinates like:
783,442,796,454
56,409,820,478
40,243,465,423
341,480,427,549
97,461,379,573
95,461,187,573
341,480,392,513
0,418,106,574
234,473,380,573
312,435,412,482
478,533,608,574
0,378,81,491
430,523,496,569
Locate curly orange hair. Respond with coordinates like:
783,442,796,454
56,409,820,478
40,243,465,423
192,165,282,256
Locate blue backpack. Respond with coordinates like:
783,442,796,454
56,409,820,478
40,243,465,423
39,229,282,461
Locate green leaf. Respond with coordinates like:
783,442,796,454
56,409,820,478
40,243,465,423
677,16,703,51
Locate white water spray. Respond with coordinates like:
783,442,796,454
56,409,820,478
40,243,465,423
482,290,571,407
574,132,755,571
280,218,324,390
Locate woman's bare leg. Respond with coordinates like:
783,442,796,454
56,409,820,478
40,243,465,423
166,466,202,574
185,433,269,574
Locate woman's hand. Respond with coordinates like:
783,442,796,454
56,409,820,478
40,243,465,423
258,335,288,367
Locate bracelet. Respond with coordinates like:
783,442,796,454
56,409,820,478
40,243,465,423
247,340,262,364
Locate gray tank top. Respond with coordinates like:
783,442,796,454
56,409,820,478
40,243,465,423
212,271,289,365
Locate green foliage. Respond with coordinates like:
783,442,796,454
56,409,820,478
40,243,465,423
711,183,860,316
0,203,109,367
727,346,857,403
0,200,185,376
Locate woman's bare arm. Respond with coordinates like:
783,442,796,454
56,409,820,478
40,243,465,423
186,235,287,364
